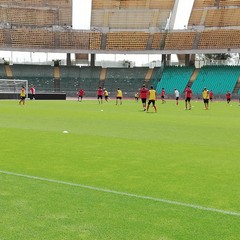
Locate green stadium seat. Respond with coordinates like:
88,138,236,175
156,66,195,94
191,66,240,94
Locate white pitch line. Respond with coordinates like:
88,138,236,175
1,169,240,217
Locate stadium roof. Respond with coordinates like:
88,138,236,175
90,0,176,32
0,0,240,54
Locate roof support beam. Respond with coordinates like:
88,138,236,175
169,0,180,30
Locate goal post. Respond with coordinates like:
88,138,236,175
0,79,28,99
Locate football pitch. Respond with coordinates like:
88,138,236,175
0,98,240,240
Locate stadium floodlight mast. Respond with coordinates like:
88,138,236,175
0,79,28,99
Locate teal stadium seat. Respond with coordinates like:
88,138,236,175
191,66,240,94
156,66,195,94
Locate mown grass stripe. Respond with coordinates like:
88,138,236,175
1,169,240,217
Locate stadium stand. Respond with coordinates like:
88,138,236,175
191,66,240,94
0,29,7,47
233,77,240,94
80,66,102,80
59,31,90,50
1,63,239,99
0,0,240,53
90,32,102,50
61,67,99,94
103,67,150,96
10,64,53,78
0,6,57,27
59,66,80,79
198,29,240,49
205,8,240,27
164,31,197,50
28,77,55,92
156,66,195,94
0,0,72,27
59,67,102,96
189,0,240,28
9,64,55,92
191,0,217,8
91,0,174,30
106,32,149,51
0,0,69,7
189,8,240,27
11,28,55,49
0,64,7,79
188,9,203,26
151,32,165,50
192,0,240,8
219,0,240,7
58,66,78,95
148,67,161,88
92,0,174,9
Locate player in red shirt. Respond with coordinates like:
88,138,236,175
97,87,103,104
226,91,231,104
139,84,148,111
185,85,192,110
30,85,35,100
78,89,85,101
209,90,213,102
161,88,166,104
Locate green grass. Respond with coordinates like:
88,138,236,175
0,99,240,240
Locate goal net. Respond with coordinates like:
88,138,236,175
0,79,28,99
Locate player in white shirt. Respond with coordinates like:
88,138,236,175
174,88,179,105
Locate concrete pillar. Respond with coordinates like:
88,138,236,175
162,54,167,67
90,54,95,67
185,54,190,66
66,53,71,66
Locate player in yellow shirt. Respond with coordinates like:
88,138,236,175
116,88,123,105
103,88,109,102
19,86,26,105
202,87,209,110
147,86,157,112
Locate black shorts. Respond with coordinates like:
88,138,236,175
141,98,147,104
97,95,102,99
105,96,108,100
116,97,122,99
20,96,26,100
176,97,179,100
185,97,191,102
148,100,155,106
161,96,164,99
203,99,209,103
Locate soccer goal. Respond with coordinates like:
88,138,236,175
0,79,28,99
